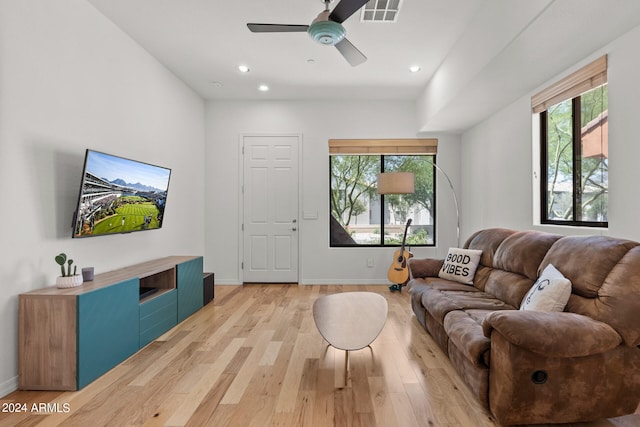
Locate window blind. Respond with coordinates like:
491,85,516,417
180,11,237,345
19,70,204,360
328,138,438,155
531,55,607,114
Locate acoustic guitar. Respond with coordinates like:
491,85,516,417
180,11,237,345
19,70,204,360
387,218,413,285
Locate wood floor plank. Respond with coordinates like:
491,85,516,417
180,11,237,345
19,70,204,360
141,393,188,427
333,386,355,427
259,341,283,366
2,284,639,427
219,330,275,404
274,339,310,412
163,338,245,426
199,297,257,351
368,376,399,427
404,382,437,425
311,368,335,427
349,350,374,415
389,391,423,427
184,373,236,425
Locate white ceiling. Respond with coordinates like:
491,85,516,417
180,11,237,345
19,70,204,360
87,0,640,132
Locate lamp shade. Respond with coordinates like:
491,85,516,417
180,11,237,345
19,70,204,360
377,172,414,194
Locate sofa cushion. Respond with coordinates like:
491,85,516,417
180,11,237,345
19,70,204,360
444,309,495,368
493,230,562,280
520,264,571,312
567,245,640,347
420,287,467,323
410,276,480,293
421,287,513,324
438,248,482,285
464,228,515,268
541,235,638,298
483,311,622,357
483,269,536,309
408,258,443,279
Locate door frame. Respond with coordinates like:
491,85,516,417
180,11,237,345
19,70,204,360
238,133,303,283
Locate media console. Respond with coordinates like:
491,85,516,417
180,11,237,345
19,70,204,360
18,255,203,391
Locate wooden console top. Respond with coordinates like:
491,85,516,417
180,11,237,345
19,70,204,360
23,255,200,296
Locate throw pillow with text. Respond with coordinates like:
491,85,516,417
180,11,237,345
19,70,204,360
438,248,482,285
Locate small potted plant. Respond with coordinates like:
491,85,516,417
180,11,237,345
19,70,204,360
55,253,83,288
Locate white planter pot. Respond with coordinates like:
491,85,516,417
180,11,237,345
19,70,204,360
56,275,83,289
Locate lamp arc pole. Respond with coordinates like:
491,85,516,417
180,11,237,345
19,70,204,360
376,162,460,248
425,160,460,248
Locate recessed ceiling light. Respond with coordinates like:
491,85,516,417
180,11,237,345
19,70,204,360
238,64,250,73
409,65,421,73
258,84,269,92
307,59,316,64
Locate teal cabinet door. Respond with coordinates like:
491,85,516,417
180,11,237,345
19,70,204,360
177,257,203,322
77,278,139,389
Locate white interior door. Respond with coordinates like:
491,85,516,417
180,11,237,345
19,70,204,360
242,135,299,283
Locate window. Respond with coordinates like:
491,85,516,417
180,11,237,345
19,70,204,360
329,139,437,247
533,56,608,227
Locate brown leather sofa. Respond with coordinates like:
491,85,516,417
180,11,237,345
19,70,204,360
407,228,640,425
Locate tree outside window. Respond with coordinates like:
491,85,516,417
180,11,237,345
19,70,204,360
542,84,608,226
330,154,435,246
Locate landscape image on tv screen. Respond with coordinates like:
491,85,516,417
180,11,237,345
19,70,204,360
72,150,171,238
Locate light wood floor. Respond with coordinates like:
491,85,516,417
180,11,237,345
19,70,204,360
2,284,639,427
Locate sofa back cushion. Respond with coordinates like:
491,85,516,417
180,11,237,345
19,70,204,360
541,235,637,297
464,229,562,307
493,231,562,280
541,235,640,346
464,228,515,270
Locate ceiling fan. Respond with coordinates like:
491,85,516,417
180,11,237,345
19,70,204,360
247,0,369,67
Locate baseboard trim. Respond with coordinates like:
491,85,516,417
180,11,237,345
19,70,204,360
0,375,18,398
220,280,392,286
299,279,391,285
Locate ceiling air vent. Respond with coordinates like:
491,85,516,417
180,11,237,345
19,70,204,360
361,0,402,23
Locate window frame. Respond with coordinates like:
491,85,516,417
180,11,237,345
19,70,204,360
533,56,608,228
328,143,438,248
539,90,608,228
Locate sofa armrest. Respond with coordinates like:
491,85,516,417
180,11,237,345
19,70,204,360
408,258,443,279
482,310,622,358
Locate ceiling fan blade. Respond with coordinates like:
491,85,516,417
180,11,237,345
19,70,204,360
335,38,367,66
329,0,369,24
247,23,309,33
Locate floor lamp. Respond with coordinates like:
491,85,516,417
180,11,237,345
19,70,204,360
377,164,460,249
377,172,415,292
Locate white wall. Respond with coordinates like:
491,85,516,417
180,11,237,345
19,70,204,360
460,96,534,237
0,0,205,395
205,100,461,284
459,23,640,242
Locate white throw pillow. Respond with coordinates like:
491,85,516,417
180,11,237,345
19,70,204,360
438,248,482,285
520,264,572,312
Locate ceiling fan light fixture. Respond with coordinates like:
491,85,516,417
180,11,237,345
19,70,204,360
308,20,346,45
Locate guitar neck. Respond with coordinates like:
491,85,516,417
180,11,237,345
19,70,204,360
400,219,412,250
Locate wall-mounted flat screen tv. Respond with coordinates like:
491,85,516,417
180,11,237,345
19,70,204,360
72,149,171,238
